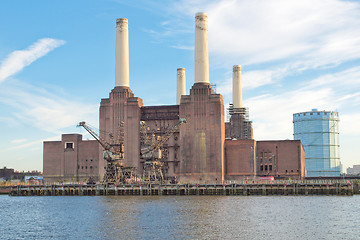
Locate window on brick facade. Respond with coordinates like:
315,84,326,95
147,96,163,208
65,142,74,149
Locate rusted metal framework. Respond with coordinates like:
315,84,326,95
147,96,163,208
140,118,186,182
78,121,135,184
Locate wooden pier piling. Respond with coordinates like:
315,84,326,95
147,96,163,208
9,182,354,197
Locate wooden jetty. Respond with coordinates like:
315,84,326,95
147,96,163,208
9,182,353,196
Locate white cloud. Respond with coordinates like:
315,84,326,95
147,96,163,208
248,88,335,140
204,0,360,68
0,136,58,153
217,68,282,96
245,65,360,140
0,38,65,82
307,66,360,88
11,139,27,144
340,113,360,135
149,0,360,73
0,80,98,134
0,116,18,127
170,45,194,50
0,37,97,162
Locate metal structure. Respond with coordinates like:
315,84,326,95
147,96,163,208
78,121,135,184
226,104,253,140
140,118,186,182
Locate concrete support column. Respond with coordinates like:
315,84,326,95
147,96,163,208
232,65,242,108
176,68,186,105
195,12,209,83
115,18,129,87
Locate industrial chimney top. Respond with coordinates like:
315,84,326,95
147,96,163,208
233,65,241,71
195,12,207,17
116,18,128,24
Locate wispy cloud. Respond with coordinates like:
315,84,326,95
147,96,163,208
170,45,194,50
204,0,360,68
248,88,335,140
245,66,360,140
0,37,97,159
0,38,65,82
217,69,276,96
11,139,27,144
0,80,98,134
0,116,18,127
0,136,59,153
146,0,360,74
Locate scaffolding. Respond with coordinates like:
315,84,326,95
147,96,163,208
226,104,253,140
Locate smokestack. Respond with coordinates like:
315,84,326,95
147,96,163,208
115,18,129,87
233,65,242,108
176,68,186,105
195,12,209,84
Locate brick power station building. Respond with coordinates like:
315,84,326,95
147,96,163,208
43,13,305,183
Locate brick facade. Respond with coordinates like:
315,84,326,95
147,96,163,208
43,134,99,183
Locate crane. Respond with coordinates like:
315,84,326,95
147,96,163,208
140,118,186,182
77,121,134,184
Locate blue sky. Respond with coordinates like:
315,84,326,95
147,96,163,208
0,0,359,172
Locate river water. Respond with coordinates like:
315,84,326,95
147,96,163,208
1,195,359,239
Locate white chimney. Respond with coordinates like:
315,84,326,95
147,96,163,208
176,68,186,105
194,12,209,84
115,18,129,87
233,65,242,108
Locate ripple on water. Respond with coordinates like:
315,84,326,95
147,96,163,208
1,195,359,240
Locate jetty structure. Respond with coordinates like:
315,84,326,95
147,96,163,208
9,181,354,196
43,12,305,185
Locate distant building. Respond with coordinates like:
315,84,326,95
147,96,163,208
43,134,99,183
293,109,340,177
347,165,360,175
0,167,14,181
14,171,42,181
0,167,42,181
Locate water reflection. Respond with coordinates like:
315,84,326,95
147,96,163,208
1,195,359,239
